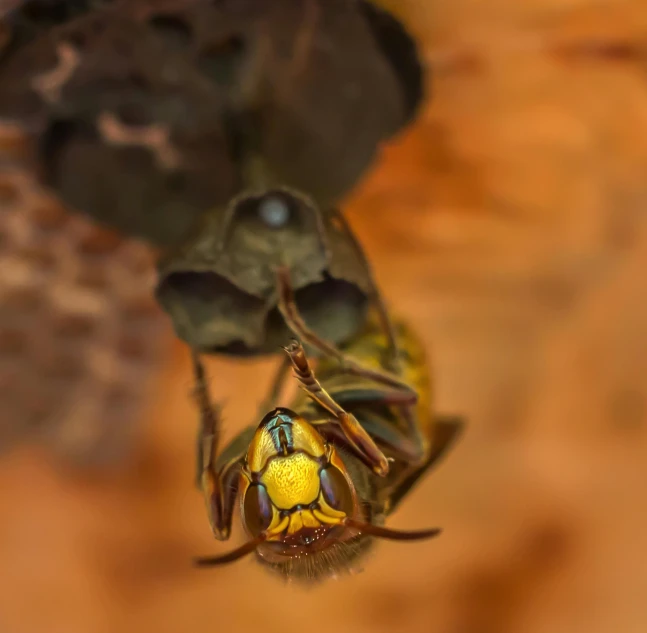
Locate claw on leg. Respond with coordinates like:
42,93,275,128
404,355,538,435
283,339,389,476
191,350,240,540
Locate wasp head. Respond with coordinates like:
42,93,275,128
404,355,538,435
240,408,359,563
195,407,441,579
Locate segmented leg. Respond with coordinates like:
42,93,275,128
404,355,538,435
309,413,422,468
192,350,218,487
330,208,401,372
296,372,423,462
313,413,464,515
308,372,427,470
275,266,416,397
319,378,419,409
191,350,244,541
352,410,426,464
283,339,389,476
195,354,289,488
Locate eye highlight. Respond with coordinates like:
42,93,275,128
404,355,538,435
319,465,354,516
243,483,273,537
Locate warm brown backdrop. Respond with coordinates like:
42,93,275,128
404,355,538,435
2,1,647,632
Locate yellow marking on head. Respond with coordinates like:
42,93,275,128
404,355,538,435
312,508,342,525
247,413,326,473
290,418,326,457
287,509,321,534
302,510,320,528
260,452,321,509
287,511,303,534
265,514,290,540
310,490,347,526
247,427,279,473
318,491,347,519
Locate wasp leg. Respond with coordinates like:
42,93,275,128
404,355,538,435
301,380,424,465
330,209,401,372
312,412,424,465
301,378,421,459
304,420,379,473
321,379,418,408
315,414,465,513
194,356,287,487
191,350,247,541
315,374,428,467
329,385,429,469
192,350,218,488
275,266,416,397
352,410,426,464
284,339,389,476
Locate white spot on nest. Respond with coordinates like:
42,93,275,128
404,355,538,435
258,197,290,228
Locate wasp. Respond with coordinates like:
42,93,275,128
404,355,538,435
191,276,463,582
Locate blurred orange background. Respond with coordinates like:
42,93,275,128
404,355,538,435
2,1,647,632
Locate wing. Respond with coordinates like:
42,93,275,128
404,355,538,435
386,415,465,514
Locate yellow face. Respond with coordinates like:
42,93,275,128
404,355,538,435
240,408,357,552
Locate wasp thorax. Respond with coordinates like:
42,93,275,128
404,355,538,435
241,408,357,545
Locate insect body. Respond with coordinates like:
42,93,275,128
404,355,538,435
192,306,463,582
163,187,413,443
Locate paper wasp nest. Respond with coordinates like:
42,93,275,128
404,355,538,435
0,0,424,245
156,188,375,356
0,0,424,462
0,153,169,465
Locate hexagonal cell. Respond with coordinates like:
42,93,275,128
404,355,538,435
0,0,424,245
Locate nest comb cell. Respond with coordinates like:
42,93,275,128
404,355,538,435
0,158,171,467
0,0,426,463
0,0,425,246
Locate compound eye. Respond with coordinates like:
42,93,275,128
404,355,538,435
319,465,354,515
243,484,273,537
